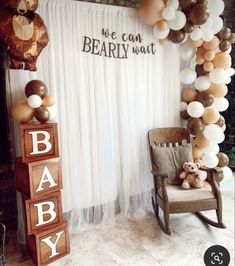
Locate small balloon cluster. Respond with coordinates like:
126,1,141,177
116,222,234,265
139,0,234,173
11,80,56,123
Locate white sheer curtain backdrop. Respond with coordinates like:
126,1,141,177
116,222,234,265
6,0,181,233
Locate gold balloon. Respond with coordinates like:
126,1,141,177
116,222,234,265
208,83,228,97
195,133,209,149
159,37,170,46
213,52,231,69
204,50,215,61
182,88,198,102
217,152,229,167
215,172,224,183
203,61,214,72
203,36,220,50
139,0,165,25
202,107,220,124
195,55,205,65
11,100,35,122
42,95,55,107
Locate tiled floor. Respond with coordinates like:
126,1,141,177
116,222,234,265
5,178,234,266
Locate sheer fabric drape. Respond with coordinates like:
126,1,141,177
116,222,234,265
6,0,181,232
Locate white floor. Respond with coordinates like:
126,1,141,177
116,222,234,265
47,178,234,266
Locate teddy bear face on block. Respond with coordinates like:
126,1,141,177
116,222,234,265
7,0,38,15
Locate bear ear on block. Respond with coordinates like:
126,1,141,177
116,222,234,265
26,220,70,266
23,191,63,235
20,123,59,163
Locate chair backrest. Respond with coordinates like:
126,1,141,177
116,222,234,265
0,223,6,256
148,127,191,181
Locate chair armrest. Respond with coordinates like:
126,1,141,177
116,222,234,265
200,167,222,195
200,166,223,174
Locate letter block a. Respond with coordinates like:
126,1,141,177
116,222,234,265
20,123,59,163
26,220,70,265
15,157,62,199
24,191,63,235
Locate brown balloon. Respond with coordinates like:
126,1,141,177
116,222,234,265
196,64,208,76
11,100,35,123
25,80,48,98
189,4,209,25
228,33,235,45
168,30,186,43
184,22,195,33
217,152,229,167
182,88,198,102
217,27,231,40
181,110,191,120
179,0,197,10
219,40,231,52
196,0,208,5
187,118,205,136
196,91,214,107
0,1,49,71
35,106,50,123
215,115,225,128
215,172,224,183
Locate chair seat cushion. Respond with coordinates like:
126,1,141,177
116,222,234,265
158,185,215,202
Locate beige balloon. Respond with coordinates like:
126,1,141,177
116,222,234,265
188,38,203,48
195,55,205,65
156,20,168,32
192,146,204,159
203,36,220,50
204,50,215,61
195,133,209,149
139,0,165,25
202,107,220,124
208,83,228,97
203,61,214,72
42,95,55,107
182,88,198,102
159,37,170,46
11,100,35,122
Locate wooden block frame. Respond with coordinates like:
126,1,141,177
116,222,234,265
15,157,62,199
24,192,63,235
20,123,59,163
27,220,70,266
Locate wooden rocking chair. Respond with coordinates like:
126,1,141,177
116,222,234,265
148,127,226,235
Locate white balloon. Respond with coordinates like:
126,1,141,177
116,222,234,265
203,141,220,155
209,68,227,84
221,124,226,132
204,124,225,144
27,95,42,108
212,97,229,112
168,11,186,31
201,17,213,30
187,101,204,118
210,16,223,34
202,153,219,168
226,68,235,77
153,25,170,39
180,68,197,84
194,76,211,91
167,0,179,9
207,0,225,16
180,101,187,111
202,29,214,42
162,7,176,21
222,166,233,181
190,27,203,41
180,43,196,60
47,105,57,121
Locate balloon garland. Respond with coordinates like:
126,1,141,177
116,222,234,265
11,80,56,123
139,0,234,171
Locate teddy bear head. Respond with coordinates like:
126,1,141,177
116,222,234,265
182,162,200,173
7,0,38,15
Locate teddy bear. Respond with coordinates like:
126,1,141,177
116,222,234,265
0,0,48,71
179,162,207,190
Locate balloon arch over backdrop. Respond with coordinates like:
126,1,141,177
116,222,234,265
139,0,234,169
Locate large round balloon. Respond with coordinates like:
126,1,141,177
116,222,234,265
202,107,220,124
42,95,55,107
208,83,228,97
11,100,35,122
196,91,214,107
168,30,186,43
194,76,211,91
189,4,209,25
182,88,198,102
187,118,205,135
204,124,225,143
139,0,165,25
187,101,204,118
35,106,50,123
212,97,229,112
180,68,197,84
25,80,48,98
202,153,219,168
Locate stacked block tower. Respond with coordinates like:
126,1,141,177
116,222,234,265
15,122,70,265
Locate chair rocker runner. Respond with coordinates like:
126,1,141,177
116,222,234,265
148,127,226,235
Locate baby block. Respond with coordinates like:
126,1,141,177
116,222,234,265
27,220,70,266
20,123,59,163
15,157,62,199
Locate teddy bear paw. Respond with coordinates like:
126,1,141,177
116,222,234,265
182,182,190,190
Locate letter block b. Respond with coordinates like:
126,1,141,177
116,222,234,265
20,123,59,163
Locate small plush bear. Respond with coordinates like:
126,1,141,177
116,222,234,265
179,162,206,190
